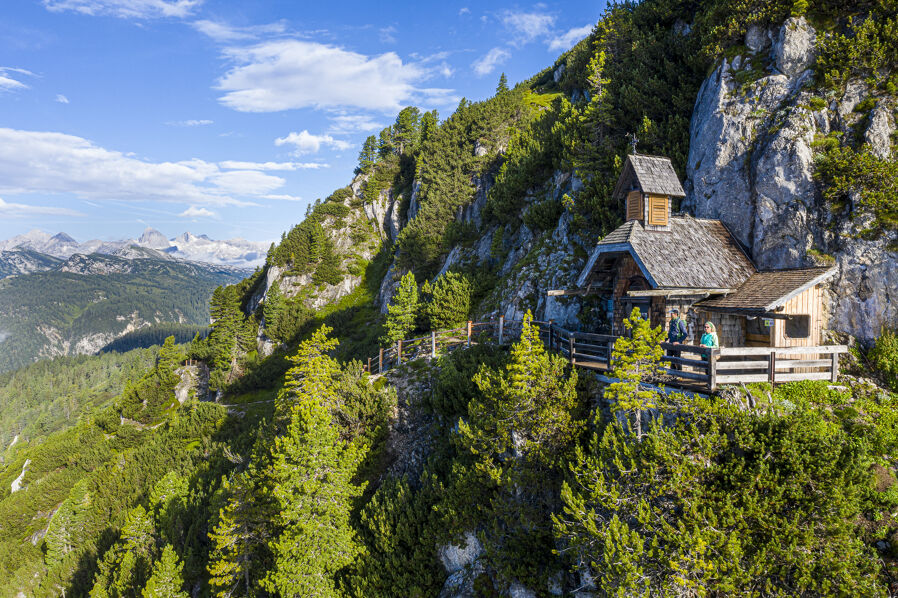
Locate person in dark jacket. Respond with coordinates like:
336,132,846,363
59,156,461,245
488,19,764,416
667,308,688,370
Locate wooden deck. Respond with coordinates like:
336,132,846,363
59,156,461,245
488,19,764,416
362,317,848,393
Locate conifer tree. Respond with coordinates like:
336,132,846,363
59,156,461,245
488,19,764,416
394,106,421,154
90,505,158,598
496,72,509,94
262,281,284,341
381,271,419,345
142,545,188,598
418,110,438,147
357,135,378,174
262,327,365,597
457,311,580,577
605,307,667,439
421,271,471,329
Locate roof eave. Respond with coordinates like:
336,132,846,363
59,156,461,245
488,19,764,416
763,267,838,311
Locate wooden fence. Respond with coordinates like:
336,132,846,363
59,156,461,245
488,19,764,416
362,316,848,392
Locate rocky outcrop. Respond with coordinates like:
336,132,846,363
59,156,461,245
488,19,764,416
684,16,898,343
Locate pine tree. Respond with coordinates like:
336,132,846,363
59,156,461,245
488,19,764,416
394,106,421,154
262,327,365,597
377,126,395,157
421,271,471,329
142,545,188,598
262,281,284,342
357,135,378,174
419,110,438,147
456,311,581,578
90,505,158,598
381,271,419,345
605,307,667,439
497,72,509,94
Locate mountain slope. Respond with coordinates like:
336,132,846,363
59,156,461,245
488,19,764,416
0,253,247,373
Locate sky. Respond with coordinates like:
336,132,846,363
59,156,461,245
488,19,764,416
0,0,602,244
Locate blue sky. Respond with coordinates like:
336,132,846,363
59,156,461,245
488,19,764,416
0,0,601,244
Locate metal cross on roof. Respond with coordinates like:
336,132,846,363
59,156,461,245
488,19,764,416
626,132,638,155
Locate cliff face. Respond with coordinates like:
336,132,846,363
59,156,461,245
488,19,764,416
684,17,898,343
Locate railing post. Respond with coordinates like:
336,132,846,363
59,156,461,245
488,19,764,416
379,348,383,373
467,321,472,347
830,350,839,382
367,357,372,373
569,333,575,367
606,340,614,367
548,320,555,350
431,331,437,358
397,339,403,365
768,351,776,384
498,315,504,345
709,349,717,392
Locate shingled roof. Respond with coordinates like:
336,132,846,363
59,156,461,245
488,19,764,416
695,267,837,313
577,216,756,289
612,154,686,201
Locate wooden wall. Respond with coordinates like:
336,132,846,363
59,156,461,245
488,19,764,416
773,284,824,347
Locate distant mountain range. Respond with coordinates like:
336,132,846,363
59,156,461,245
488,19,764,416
0,250,248,373
0,228,270,267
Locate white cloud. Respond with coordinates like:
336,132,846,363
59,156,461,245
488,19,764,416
191,19,287,42
0,127,289,205
547,24,593,52
502,10,555,45
42,0,202,19
275,130,351,155
380,26,397,44
264,194,304,201
219,160,327,171
209,170,285,195
167,119,213,126
55,94,70,103
0,67,35,91
472,47,510,76
0,197,85,217
327,114,383,134
459,7,470,15
216,40,450,112
179,206,217,218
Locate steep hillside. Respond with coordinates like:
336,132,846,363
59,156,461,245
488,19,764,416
1,0,898,596
0,253,246,373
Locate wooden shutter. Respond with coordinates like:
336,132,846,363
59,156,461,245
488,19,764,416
626,191,643,221
647,194,668,226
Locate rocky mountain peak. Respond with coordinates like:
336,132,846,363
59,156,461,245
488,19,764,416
138,228,170,249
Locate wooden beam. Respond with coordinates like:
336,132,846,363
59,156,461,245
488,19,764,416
627,288,733,297
547,286,611,297
717,345,849,356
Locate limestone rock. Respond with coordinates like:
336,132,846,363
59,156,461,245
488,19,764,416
865,101,895,159
773,17,816,77
685,18,898,343
440,532,483,573
745,24,772,53
553,63,566,83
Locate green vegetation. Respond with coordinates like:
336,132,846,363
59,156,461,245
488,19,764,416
4,1,898,595
420,271,472,330
0,256,244,373
871,328,898,391
0,346,158,445
382,271,419,345
814,137,898,246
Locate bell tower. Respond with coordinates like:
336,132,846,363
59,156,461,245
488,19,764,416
612,154,685,232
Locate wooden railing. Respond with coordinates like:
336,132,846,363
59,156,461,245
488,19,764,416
362,317,848,392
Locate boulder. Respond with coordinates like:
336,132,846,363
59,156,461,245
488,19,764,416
773,17,816,77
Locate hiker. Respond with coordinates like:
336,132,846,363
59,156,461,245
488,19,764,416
700,321,720,349
667,308,688,370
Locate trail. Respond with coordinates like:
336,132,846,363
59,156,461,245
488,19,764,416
7,434,18,450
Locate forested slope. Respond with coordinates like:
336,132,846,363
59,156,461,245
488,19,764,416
0,253,245,373
1,0,898,595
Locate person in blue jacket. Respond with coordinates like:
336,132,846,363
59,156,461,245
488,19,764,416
667,308,688,370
